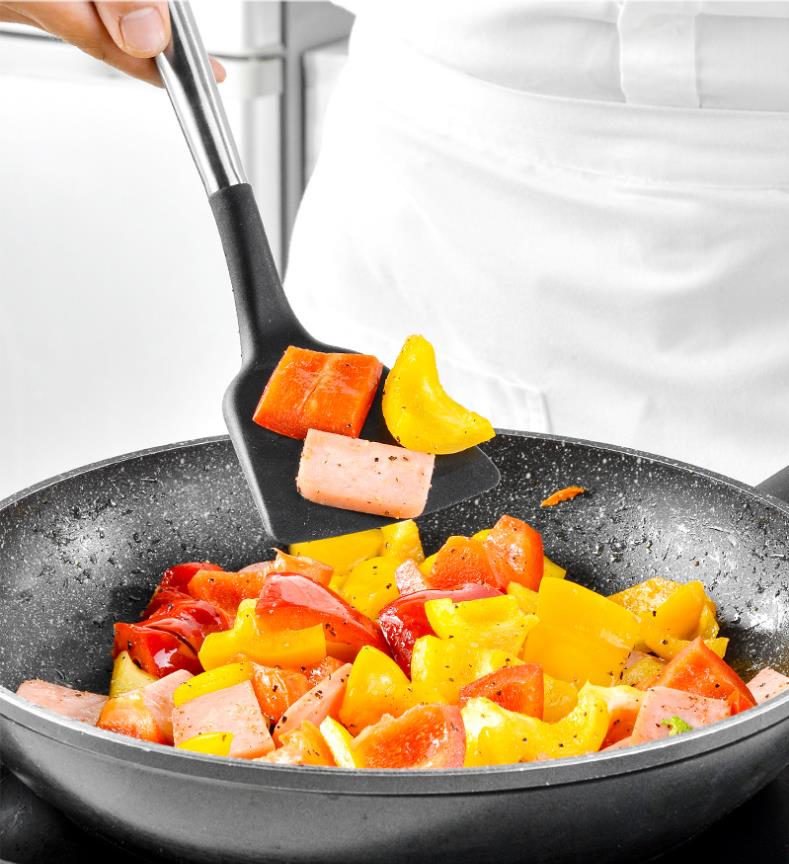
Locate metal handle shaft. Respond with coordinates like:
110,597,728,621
156,1,247,195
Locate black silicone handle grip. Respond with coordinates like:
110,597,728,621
756,465,789,506
209,183,307,363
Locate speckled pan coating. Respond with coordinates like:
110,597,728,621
1,432,788,864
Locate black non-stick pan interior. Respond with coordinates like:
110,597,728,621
1,433,788,695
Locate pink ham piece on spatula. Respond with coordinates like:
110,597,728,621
296,430,435,519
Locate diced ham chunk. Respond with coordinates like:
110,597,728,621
172,680,274,759
747,667,789,704
296,430,434,519
395,559,429,596
142,670,193,743
603,735,634,751
273,663,352,744
630,686,730,745
16,680,107,725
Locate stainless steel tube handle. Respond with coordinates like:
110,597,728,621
156,1,247,195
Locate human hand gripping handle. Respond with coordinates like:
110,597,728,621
0,1,224,85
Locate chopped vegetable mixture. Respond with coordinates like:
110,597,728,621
17,515,788,769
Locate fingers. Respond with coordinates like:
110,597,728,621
8,1,163,83
0,5,34,25
3,1,226,86
93,1,169,58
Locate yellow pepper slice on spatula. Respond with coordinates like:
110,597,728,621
382,335,495,454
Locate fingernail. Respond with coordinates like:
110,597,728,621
120,7,167,55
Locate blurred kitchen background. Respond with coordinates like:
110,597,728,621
0,1,353,499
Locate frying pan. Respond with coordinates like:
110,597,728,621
1,432,788,864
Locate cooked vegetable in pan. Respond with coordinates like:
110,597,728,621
17,514,788,769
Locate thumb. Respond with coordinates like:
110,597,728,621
94,1,170,58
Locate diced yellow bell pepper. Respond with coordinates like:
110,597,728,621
642,629,729,662
698,603,720,640
289,528,382,574
339,645,414,734
198,599,327,670
609,577,679,618
621,655,665,688
109,650,157,697
319,717,359,768
173,662,252,707
543,674,578,722
380,520,425,564
381,335,495,455
638,581,725,661
543,556,566,579
522,579,640,686
410,634,514,704
425,595,537,656
419,552,438,579
336,556,400,619
610,578,719,652
176,731,233,756
462,686,610,766
506,582,539,615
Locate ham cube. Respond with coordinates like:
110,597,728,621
16,680,107,725
630,686,730,745
142,669,193,743
297,430,434,519
273,663,352,744
172,680,274,759
395,559,429,596
747,667,789,704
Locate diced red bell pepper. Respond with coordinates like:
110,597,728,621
248,663,311,724
483,515,544,591
187,569,272,619
271,551,333,587
252,346,382,440
262,721,335,766
459,663,544,719
428,536,505,591
144,596,229,655
299,656,347,686
653,637,756,714
352,704,466,769
143,586,192,618
300,353,383,439
377,583,502,674
97,690,167,744
113,622,201,678
144,561,223,616
256,574,388,656
252,347,326,439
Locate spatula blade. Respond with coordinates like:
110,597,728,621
224,358,500,544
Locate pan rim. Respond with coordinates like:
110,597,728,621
2,431,788,794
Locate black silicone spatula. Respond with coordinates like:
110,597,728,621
156,2,499,543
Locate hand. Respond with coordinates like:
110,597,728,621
0,2,225,85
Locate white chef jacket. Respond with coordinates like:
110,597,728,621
284,1,789,484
